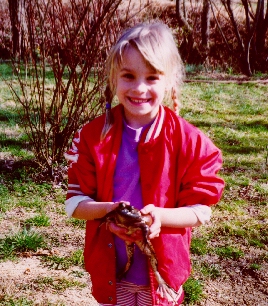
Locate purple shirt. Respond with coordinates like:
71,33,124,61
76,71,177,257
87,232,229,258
112,120,150,285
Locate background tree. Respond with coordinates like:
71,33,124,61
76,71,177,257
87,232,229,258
175,0,195,62
201,0,210,49
174,0,267,74
8,0,20,58
247,0,268,72
175,0,212,64
212,0,268,75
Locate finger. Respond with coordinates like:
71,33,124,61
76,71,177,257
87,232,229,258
150,218,161,231
149,217,161,239
149,229,160,239
148,219,161,237
140,204,155,215
141,214,153,226
108,223,137,242
108,222,126,235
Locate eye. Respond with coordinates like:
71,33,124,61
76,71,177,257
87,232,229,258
147,75,160,81
122,73,134,80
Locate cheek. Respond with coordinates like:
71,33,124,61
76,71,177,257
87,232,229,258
156,84,167,100
117,81,131,98
115,83,128,104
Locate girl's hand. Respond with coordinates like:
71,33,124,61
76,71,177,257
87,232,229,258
108,201,144,242
106,201,129,214
140,204,162,239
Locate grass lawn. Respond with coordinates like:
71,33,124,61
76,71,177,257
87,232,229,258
0,65,267,305
181,81,268,304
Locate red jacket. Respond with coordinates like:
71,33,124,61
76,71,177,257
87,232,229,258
66,105,224,305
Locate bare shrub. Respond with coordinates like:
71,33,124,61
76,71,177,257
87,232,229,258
7,0,149,175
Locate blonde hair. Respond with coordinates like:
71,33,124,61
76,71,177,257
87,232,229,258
101,22,184,139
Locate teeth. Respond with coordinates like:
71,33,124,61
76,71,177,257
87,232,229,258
130,98,148,104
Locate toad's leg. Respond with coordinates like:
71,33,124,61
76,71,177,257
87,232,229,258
136,240,179,304
117,241,135,280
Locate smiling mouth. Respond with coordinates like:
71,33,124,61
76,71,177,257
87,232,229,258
129,97,150,104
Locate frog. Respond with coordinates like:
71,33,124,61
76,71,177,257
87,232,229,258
96,201,179,304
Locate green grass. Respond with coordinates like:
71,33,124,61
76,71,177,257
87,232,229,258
215,246,244,259
33,276,86,291
0,63,14,79
199,262,221,279
190,237,208,256
41,249,84,270
182,81,268,303
0,228,46,260
0,297,34,306
250,263,261,270
183,277,203,304
66,217,86,228
24,214,51,227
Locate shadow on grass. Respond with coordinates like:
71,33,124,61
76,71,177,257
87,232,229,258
0,158,39,179
191,119,268,132
222,145,263,155
0,137,29,149
0,108,20,122
0,157,67,186
237,120,268,131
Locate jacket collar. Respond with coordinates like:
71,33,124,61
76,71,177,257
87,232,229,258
104,104,166,145
143,105,165,143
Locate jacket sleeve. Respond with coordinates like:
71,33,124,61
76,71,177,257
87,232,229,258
64,126,98,202
177,128,224,207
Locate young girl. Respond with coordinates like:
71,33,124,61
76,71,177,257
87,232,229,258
64,22,224,306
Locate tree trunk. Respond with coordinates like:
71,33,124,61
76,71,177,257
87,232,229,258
201,0,210,48
8,0,20,58
175,0,196,62
176,0,193,32
255,0,268,55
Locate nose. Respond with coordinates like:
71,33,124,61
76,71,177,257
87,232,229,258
132,79,147,93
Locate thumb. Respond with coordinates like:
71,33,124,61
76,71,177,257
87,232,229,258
140,204,155,215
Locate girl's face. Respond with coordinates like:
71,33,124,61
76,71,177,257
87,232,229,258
115,46,166,128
